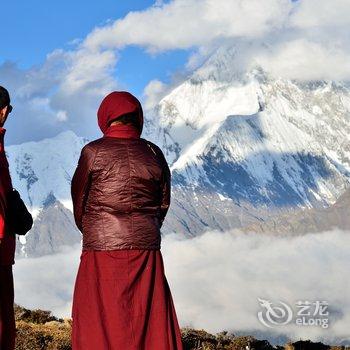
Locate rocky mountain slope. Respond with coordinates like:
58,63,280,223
15,193,81,258
242,189,350,235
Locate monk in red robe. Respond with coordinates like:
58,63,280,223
71,91,183,349
0,86,16,350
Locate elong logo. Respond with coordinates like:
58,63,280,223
257,298,329,329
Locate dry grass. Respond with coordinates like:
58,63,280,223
13,305,348,350
15,305,70,350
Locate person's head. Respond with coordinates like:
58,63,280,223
0,86,12,127
97,91,143,136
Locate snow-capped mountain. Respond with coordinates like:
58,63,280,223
145,47,350,235
16,194,81,258
7,46,350,257
6,131,87,257
7,130,87,218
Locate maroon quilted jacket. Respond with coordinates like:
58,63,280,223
71,92,171,250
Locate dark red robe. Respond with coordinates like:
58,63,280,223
71,123,183,349
72,249,183,349
0,127,16,350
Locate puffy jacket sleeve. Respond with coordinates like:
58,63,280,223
71,144,96,232
159,152,171,228
0,189,6,239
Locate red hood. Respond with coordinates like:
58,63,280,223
97,91,143,135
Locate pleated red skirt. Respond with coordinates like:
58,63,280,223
71,249,183,350
0,266,16,350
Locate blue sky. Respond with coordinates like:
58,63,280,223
0,0,188,97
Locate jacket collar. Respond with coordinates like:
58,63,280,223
103,124,140,139
0,128,6,152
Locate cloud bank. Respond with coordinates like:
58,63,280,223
85,0,350,81
84,0,293,51
0,47,117,144
1,0,349,144
14,229,350,344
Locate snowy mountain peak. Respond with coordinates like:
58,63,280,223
190,44,270,85
147,47,350,214
7,130,88,217
154,76,263,167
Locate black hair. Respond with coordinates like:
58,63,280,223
0,86,10,109
109,112,140,130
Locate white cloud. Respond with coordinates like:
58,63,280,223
143,79,169,110
61,48,116,94
83,0,350,82
154,0,164,6
289,0,350,29
0,47,117,144
56,110,68,122
253,39,350,81
162,230,350,343
84,0,292,52
14,244,81,317
14,230,350,344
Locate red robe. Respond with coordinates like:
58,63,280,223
0,128,15,265
72,249,184,350
71,124,183,350
0,127,16,350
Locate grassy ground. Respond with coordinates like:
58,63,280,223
13,305,349,350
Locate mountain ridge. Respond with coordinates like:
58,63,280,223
6,47,350,257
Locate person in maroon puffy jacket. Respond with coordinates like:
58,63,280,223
71,91,183,350
0,86,16,350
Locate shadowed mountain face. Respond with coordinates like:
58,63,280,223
160,147,340,236
242,189,350,235
15,193,81,258
6,47,350,257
